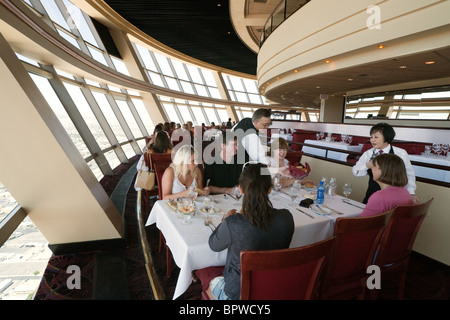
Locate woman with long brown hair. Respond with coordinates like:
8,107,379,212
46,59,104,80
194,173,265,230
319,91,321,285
204,163,294,300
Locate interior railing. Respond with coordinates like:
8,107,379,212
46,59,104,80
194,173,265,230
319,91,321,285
260,0,311,47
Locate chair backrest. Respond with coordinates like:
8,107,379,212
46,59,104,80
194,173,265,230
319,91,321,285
285,151,303,165
374,198,434,267
321,211,390,299
240,237,335,300
149,152,172,171
150,153,173,199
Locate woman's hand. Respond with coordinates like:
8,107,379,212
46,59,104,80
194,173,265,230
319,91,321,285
201,187,211,196
222,209,237,221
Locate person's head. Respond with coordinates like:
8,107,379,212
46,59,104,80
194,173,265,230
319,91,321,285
239,163,273,230
151,131,172,153
220,130,238,158
252,108,272,130
372,153,407,187
370,123,395,149
172,144,197,179
271,138,288,159
153,124,162,134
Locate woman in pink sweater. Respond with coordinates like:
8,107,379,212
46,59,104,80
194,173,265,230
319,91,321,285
360,153,413,217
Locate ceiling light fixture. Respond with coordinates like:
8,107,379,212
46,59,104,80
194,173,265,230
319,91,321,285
425,61,435,64
378,44,384,49
399,65,407,69
325,59,330,63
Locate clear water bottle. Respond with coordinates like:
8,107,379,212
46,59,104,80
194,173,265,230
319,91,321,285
317,180,325,204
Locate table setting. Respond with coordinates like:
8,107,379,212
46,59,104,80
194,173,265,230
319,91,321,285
145,180,365,299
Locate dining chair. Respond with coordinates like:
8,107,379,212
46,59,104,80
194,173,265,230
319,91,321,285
285,150,303,165
152,158,173,278
240,237,335,300
320,211,390,300
370,198,434,299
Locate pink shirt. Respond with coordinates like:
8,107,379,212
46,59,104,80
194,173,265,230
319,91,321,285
360,186,413,217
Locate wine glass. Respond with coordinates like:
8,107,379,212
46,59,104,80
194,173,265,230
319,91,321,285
432,143,442,157
347,135,353,144
342,183,352,198
319,131,325,140
316,133,320,140
424,145,431,156
272,176,282,200
178,198,194,225
188,186,197,203
441,144,449,158
328,177,337,196
202,196,214,214
288,186,298,207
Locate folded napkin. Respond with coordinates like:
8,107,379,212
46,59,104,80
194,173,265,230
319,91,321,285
166,200,178,212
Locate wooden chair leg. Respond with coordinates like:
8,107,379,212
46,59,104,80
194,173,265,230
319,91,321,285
166,245,172,278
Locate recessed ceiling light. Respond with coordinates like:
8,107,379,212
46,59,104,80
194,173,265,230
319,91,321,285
399,65,407,69
294,69,298,73
325,59,330,63
347,78,353,81
276,77,280,80
378,45,385,49
425,61,435,64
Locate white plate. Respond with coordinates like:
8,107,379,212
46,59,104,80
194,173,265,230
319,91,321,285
311,205,332,215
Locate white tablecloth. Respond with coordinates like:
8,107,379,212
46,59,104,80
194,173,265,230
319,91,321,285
302,139,363,161
145,189,364,299
409,154,450,183
271,133,293,142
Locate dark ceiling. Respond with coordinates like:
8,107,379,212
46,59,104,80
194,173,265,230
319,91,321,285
105,0,258,75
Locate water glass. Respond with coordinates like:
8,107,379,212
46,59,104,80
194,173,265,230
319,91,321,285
342,183,352,198
424,145,431,156
202,196,214,214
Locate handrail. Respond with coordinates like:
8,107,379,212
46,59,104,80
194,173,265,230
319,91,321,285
259,0,311,47
136,190,165,300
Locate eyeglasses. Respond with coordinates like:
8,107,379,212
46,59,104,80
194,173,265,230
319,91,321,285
258,120,272,128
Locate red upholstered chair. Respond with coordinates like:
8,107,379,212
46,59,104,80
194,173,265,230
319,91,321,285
320,211,390,300
285,151,303,165
370,198,434,299
240,237,335,300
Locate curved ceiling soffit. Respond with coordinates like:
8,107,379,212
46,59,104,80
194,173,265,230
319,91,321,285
79,0,257,79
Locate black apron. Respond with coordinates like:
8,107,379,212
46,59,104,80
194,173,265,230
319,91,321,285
231,117,258,163
362,146,394,204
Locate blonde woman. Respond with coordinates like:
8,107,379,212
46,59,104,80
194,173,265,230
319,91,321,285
161,144,209,200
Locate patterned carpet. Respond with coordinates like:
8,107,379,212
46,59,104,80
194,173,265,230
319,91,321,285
34,157,450,300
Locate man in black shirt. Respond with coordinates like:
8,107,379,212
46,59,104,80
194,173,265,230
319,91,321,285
203,131,243,195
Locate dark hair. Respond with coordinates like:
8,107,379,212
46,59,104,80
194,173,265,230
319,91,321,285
151,131,172,153
252,108,271,122
239,163,273,230
370,123,396,143
373,154,407,187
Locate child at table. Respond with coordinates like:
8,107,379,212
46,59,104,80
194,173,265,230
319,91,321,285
360,153,413,217
196,163,294,300
352,122,417,204
268,137,295,187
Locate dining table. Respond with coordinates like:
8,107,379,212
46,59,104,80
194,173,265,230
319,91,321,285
145,187,365,299
409,154,450,183
302,139,363,161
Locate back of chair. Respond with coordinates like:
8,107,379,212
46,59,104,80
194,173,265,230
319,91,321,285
321,211,390,299
240,237,334,300
285,151,303,165
374,198,433,267
152,153,172,200
149,153,172,170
